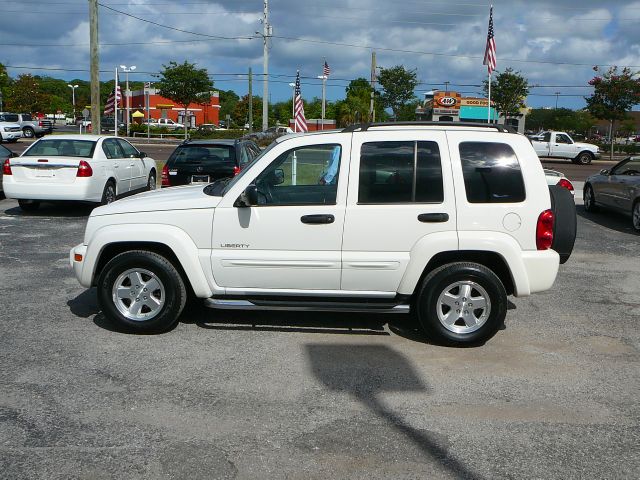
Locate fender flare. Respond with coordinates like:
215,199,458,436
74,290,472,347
81,224,213,297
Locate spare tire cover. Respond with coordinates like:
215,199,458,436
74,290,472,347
549,185,577,264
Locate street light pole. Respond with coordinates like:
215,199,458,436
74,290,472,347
119,65,136,136
67,84,78,123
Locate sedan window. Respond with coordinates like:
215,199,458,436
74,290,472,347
24,139,97,157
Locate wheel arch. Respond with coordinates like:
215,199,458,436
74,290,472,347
82,224,214,298
415,250,515,297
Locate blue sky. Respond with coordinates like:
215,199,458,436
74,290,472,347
2,0,639,110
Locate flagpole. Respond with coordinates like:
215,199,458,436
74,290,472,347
114,67,119,137
487,72,491,123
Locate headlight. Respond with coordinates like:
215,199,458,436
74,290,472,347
3,127,10,132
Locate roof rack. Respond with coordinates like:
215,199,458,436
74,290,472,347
341,121,515,133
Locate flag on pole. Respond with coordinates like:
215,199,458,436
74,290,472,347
323,60,330,77
104,85,122,115
483,6,496,75
294,71,308,133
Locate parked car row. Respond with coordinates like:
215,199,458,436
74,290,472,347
0,112,52,139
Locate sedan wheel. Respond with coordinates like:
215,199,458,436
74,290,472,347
583,185,598,212
147,172,156,191
101,182,116,205
633,202,640,232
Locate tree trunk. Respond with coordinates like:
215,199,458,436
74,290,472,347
609,120,614,161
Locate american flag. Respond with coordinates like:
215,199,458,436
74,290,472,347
323,60,330,77
294,71,308,133
483,6,496,75
104,85,122,115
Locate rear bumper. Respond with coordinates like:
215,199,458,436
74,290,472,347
520,249,559,295
3,177,102,202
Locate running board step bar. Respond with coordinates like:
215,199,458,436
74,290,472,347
204,298,411,314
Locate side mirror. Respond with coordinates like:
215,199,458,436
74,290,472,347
600,169,609,175
138,151,147,159
234,184,259,208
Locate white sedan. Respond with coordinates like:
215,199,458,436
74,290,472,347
2,135,157,211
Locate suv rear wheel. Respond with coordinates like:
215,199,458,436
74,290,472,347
415,262,507,346
97,250,187,333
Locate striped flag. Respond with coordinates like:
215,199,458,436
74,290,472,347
294,71,308,133
323,60,330,77
483,6,496,75
104,85,122,115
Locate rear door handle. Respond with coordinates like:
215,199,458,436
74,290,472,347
418,213,449,223
301,214,335,224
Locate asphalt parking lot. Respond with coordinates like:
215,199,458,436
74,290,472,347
0,196,638,479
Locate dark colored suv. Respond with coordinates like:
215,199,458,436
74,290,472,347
161,139,261,187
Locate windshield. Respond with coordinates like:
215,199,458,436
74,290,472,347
24,139,97,157
218,141,278,196
169,144,235,166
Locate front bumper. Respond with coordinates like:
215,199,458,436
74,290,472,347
2,131,23,140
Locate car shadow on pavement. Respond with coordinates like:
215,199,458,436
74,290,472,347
305,344,481,479
3,202,94,218
576,205,639,235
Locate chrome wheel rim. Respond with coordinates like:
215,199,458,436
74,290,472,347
436,281,491,334
633,203,640,230
112,268,165,321
148,175,156,190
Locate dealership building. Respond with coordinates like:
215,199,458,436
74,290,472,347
127,88,220,127
416,90,527,133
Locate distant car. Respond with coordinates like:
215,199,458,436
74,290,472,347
161,139,261,187
0,144,18,194
0,112,52,138
543,168,574,195
0,121,23,143
2,135,157,211
584,156,640,231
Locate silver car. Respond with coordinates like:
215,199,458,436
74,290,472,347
584,156,640,231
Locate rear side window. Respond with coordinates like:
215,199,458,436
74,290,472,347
169,145,234,166
22,114,32,121
358,141,443,204
459,142,525,203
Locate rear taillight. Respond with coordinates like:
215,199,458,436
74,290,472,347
2,158,12,175
536,209,554,250
233,166,241,176
161,164,171,186
38,120,44,127
76,160,93,177
557,178,574,192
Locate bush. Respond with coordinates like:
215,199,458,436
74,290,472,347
189,129,246,140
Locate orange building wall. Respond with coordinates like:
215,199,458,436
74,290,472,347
128,90,220,125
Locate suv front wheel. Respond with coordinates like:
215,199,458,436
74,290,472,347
97,250,187,333
415,262,507,346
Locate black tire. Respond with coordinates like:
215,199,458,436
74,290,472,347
96,250,187,333
415,262,507,346
18,199,40,211
23,127,35,139
100,181,116,205
549,185,577,264
147,171,156,191
575,151,593,165
583,184,598,212
632,200,640,232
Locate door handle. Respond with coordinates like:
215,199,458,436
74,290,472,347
301,214,335,224
114,164,119,168
418,213,449,223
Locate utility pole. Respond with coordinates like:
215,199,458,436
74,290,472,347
260,0,271,131
248,67,253,134
89,0,100,134
369,51,376,123
555,91,560,109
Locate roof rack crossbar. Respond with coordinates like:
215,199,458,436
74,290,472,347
341,121,515,133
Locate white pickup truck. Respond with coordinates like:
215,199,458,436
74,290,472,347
531,131,600,165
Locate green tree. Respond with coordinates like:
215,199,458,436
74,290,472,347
233,94,263,130
6,74,50,113
483,67,529,121
0,63,12,110
377,66,418,120
219,89,239,126
154,60,213,137
586,66,640,158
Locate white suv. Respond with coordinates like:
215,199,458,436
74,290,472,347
70,123,576,346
